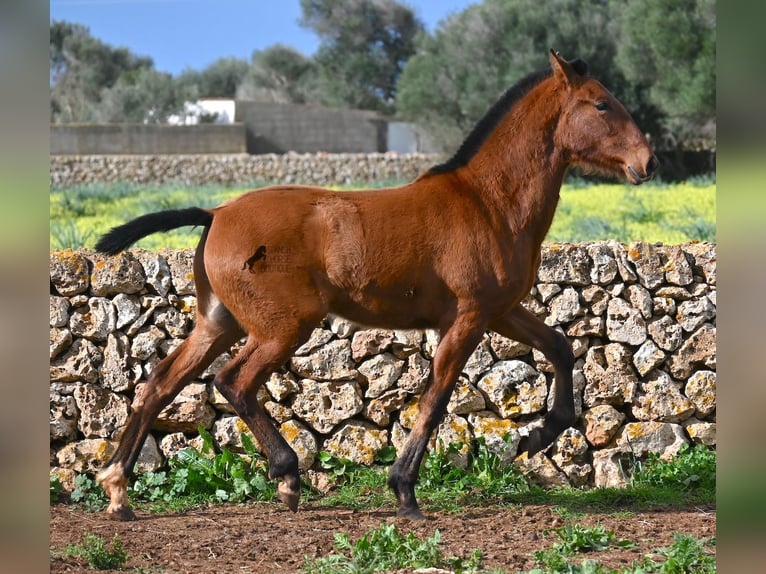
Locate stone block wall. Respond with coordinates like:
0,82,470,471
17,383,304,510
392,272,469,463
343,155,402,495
49,241,716,489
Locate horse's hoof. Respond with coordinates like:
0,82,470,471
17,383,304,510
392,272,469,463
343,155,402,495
396,506,426,520
106,505,136,522
277,482,300,512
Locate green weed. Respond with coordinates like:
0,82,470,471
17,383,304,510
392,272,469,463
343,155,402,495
631,444,716,498
62,533,128,570
131,428,277,510
302,523,484,574
69,473,108,511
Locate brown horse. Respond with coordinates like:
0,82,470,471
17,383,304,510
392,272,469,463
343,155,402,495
95,51,657,521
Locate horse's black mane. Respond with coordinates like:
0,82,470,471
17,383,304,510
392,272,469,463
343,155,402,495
429,58,588,175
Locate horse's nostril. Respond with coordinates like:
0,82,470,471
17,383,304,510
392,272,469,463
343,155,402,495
646,155,660,175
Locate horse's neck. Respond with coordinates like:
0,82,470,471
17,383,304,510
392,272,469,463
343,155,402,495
464,131,567,243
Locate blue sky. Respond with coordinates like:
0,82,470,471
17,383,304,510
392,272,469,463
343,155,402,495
50,0,478,76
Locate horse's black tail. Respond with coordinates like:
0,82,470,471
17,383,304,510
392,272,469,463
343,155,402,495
95,207,213,255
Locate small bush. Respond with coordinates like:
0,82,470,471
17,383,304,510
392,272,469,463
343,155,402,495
63,534,128,570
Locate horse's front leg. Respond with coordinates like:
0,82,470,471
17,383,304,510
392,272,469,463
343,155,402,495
388,310,486,519
490,305,576,456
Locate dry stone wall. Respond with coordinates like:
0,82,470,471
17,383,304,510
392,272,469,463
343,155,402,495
49,242,716,489
50,153,441,187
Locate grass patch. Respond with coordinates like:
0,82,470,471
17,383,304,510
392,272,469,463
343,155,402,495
61,533,128,570
302,523,484,574
50,180,715,250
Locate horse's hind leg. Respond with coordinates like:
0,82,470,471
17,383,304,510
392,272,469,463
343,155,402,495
490,305,576,456
97,311,242,520
212,325,316,512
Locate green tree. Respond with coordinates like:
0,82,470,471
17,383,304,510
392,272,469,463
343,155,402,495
50,20,153,122
300,0,424,112
175,56,250,99
93,68,192,124
237,44,317,103
396,0,627,151
612,0,715,147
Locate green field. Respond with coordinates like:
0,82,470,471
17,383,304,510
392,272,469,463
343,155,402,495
50,178,715,251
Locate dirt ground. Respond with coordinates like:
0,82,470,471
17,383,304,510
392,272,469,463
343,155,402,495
50,500,715,573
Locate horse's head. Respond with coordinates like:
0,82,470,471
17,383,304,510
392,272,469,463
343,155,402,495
549,50,659,185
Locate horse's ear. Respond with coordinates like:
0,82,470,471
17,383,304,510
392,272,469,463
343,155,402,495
549,49,580,86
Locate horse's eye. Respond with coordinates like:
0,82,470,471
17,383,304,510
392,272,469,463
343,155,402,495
595,101,609,112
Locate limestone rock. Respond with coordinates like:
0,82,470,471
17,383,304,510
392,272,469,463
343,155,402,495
606,298,646,345
667,324,716,379
50,338,102,383
363,388,408,427
73,383,130,439
582,285,610,316
50,391,78,441
660,245,694,286
626,242,664,289
280,420,318,470
676,298,716,332
289,339,357,381
536,283,562,303
50,250,90,296
684,242,716,285
153,305,190,338
112,294,141,329
647,315,684,352
50,295,70,327
477,360,548,418
632,339,666,377
462,339,495,383
358,353,403,398
468,411,520,464
50,327,72,361
56,438,117,474
566,315,605,337
135,435,164,473
69,297,116,342
515,452,569,487
322,421,387,465
447,378,486,415
626,284,653,320
290,379,363,434
435,414,472,469
489,332,532,360
397,352,430,394
582,344,638,407
546,287,584,326
351,329,394,361
582,405,625,448
587,242,619,285
608,240,638,283
135,382,216,433
211,415,257,452
89,251,145,296
592,448,631,488
135,250,173,297
684,370,716,417
537,244,591,286
327,314,357,338
100,332,140,392
631,370,696,423
162,249,196,295
294,328,334,356
615,421,688,459
130,325,166,360
265,371,300,402
683,419,716,446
